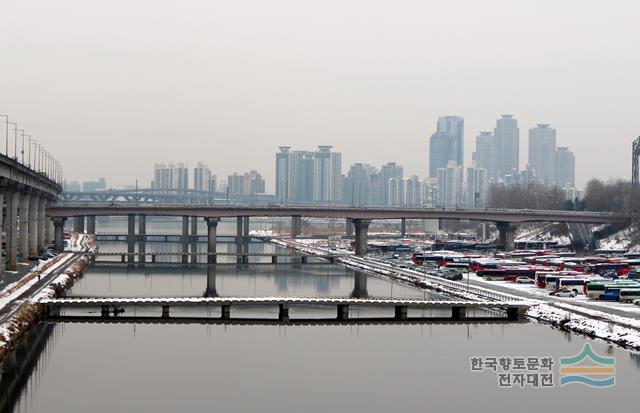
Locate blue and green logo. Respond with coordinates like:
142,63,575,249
559,344,615,388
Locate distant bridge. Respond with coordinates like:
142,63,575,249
46,204,630,255
59,188,276,205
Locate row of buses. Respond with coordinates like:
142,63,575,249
410,250,640,303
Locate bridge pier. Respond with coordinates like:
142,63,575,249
243,216,250,264
204,265,218,297
161,305,170,318
236,217,243,264
52,217,66,252
127,214,135,264
291,215,302,238
28,195,39,257
206,217,219,264
279,304,290,322
190,217,198,264
181,216,189,264
221,305,231,320
271,255,278,264
337,304,349,321
400,218,406,237
138,214,146,264
451,306,467,321
345,218,354,238
507,306,526,321
351,271,368,298
46,216,54,246
496,221,516,251
6,191,20,268
86,215,96,235
394,305,408,320
19,195,30,262
37,198,46,250
73,215,85,234
0,193,4,273
353,219,371,256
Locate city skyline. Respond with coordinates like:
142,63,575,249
1,1,637,190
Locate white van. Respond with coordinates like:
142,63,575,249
619,288,640,303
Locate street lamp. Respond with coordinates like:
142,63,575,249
7,122,17,159
15,128,24,160
26,136,34,167
0,115,8,156
23,134,31,166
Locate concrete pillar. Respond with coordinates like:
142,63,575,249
452,307,467,321
0,193,4,273
345,218,354,238
394,305,408,320
161,306,170,318
337,304,349,321
352,219,371,256
138,214,146,264
127,214,135,264
221,305,231,320
496,221,516,251
46,217,54,245
236,217,243,264
6,191,19,269
28,195,39,256
19,194,30,262
291,215,302,238
190,216,198,264
351,271,368,298
204,264,218,297
242,216,250,260
206,217,219,264
73,215,85,233
37,198,46,249
400,218,407,237
52,217,66,253
278,304,290,322
86,215,96,235
181,216,189,264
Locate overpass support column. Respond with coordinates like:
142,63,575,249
127,214,135,264
242,216,250,263
0,193,4,273
37,198,46,250
236,217,244,264
138,215,146,264
291,215,302,238
351,271,368,298
400,218,407,237
352,219,371,257
52,217,66,253
346,219,354,238
6,191,19,269
28,195,39,256
496,222,516,251
87,215,96,235
206,218,219,264
73,216,85,233
19,194,30,262
190,217,198,264
204,264,218,297
181,217,189,264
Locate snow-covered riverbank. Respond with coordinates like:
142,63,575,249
265,235,640,351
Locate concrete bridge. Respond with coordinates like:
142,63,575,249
1,153,62,273
60,188,276,205
39,296,530,321
46,204,629,255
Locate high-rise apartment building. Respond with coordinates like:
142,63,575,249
429,116,464,177
193,162,211,192
555,147,576,189
436,161,463,208
494,114,519,178
528,124,557,184
474,131,496,179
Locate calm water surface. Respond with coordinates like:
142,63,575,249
1,217,638,412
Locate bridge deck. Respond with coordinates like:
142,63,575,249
40,296,528,309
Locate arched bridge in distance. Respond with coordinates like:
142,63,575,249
45,204,631,255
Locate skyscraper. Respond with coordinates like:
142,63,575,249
474,131,496,179
193,162,211,192
312,146,342,203
379,162,403,204
494,114,519,178
429,116,464,177
528,124,557,184
436,160,463,208
555,147,576,189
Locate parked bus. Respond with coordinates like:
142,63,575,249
585,281,640,299
554,277,590,295
535,271,583,288
619,288,640,303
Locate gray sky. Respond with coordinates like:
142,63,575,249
1,0,639,191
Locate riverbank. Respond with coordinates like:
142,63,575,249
265,235,640,351
0,234,97,364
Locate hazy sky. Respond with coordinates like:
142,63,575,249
1,0,639,191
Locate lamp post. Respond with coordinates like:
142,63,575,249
0,115,8,156
15,128,24,161
26,136,34,167
7,122,17,159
